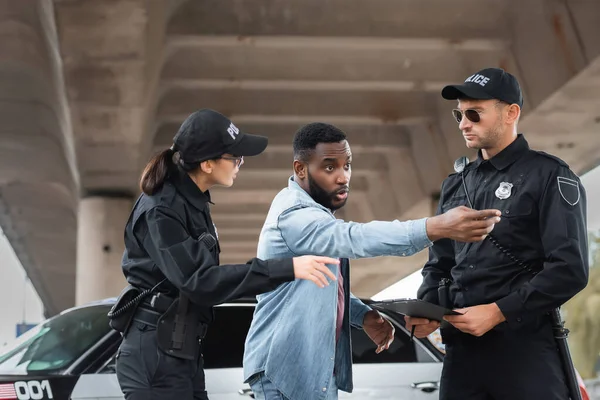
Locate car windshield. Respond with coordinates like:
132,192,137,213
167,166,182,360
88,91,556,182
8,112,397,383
0,304,112,375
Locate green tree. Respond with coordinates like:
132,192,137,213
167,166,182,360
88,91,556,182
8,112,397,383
565,231,600,379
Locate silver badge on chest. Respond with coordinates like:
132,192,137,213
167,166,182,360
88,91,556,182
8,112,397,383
495,182,513,200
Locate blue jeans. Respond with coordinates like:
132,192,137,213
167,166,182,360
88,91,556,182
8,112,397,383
249,372,338,400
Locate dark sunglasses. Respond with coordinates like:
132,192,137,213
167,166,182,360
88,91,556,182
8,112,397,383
452,108,484,124
452,101,504,124
220,155,244,168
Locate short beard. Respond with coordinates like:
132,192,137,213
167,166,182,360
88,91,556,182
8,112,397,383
307,170,346,211
477,114,504,150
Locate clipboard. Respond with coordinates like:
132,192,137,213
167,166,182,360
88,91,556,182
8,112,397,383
370,298,462,322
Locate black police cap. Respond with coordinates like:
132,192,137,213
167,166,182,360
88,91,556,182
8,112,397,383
441,68,524,108
172,109,268,163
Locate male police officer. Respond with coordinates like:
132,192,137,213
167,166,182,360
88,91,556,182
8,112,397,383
407,68,589,400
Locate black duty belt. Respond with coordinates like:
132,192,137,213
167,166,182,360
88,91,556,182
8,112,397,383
132,305,208,339
132,306,162,327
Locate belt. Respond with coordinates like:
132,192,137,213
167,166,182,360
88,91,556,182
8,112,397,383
132,306,161,328
141,293,174,314
131,305,209,339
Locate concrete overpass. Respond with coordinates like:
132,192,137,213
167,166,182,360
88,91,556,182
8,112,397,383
1,0,599,316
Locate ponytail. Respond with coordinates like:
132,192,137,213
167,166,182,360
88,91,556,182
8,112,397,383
139,148,174,195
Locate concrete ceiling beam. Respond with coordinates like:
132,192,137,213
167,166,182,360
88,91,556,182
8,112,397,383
162,35,508,83
154,120,413,149
168,0,509,39
157,87,432,123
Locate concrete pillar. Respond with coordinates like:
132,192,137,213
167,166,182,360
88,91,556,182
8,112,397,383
76,196,133,305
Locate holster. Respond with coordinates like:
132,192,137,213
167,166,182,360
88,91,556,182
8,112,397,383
107,285,141,335
156,293,208,360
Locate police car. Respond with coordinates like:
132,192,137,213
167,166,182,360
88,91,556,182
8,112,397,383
0,298,590,400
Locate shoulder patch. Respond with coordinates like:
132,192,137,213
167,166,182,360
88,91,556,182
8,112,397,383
557,177,581,206
535,151,569,168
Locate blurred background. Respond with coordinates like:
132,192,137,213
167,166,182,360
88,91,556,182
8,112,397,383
0,0,599,390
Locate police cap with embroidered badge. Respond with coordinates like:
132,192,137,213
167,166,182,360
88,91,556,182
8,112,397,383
172,109,268,163
441,67,524,108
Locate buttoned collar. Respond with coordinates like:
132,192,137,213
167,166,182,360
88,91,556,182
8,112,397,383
471,134,529,171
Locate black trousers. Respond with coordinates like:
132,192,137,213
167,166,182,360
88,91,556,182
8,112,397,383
439,319,569,400
116,321,209,400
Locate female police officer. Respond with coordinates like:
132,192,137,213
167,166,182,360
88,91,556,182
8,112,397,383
115,109,338,400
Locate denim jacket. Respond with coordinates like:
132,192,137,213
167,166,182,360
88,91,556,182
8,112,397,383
243,177,433,399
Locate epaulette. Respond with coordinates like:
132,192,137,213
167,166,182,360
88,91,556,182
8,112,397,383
534,150,569,168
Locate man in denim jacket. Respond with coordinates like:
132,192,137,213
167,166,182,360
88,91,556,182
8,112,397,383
243,123,502,399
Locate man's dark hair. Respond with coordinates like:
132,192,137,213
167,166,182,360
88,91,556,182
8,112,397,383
292,122,347,162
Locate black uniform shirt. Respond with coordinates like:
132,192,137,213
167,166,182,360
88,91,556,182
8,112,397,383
418,134,589,327
121,167,294,323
